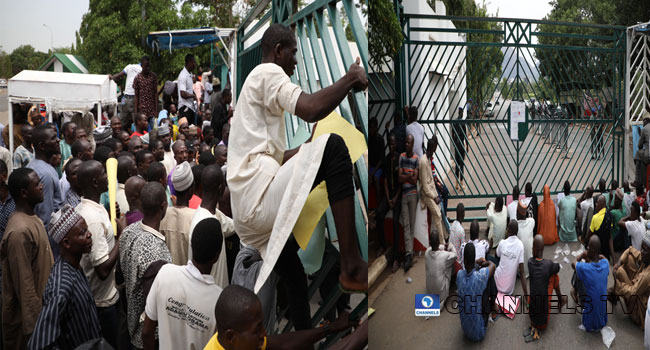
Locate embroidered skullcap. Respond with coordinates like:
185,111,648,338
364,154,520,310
178,117,188,127
140,133,150,145
93,126,111,144
48,204,83,244
157,125,170,136
172,161,194,192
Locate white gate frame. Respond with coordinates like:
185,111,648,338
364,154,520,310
625,21,650,182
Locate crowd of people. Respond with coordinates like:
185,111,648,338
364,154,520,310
0,24,368,350
371,104,650,345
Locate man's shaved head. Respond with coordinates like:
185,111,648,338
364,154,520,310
261,23,295,55
469,220,479,240
77,160,103,189
463,242,476,271
588,235,601,260
140,182,167,217
215,284,262,333
202,165,225,198
533,234,545,259
507,219,518,237
117,156,137,184
125,176,146,211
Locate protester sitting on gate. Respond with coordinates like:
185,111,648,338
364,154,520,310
619,201,645,251
486,196,507,249
506,185,520,223
609,232,650,329
460,221,489,270
449,203,467,275
525,234,567,342
524,182,539,235
426,225,456,308
517,200,535,277
495,220,527,297
537,185,558,245
587,195,615,264
457,242,497,342
571,235,608,331
558,181,578,242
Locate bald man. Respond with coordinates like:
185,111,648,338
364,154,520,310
128,136,144,154
571,235,609,331
525,234,567,341
494,220,527,296
124,176,146,225
587,195,615,263
116,156,137,214
204,284,359,350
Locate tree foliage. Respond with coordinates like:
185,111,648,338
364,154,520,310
0,51,12,79
77,0,239,86
368,0,403,69
9,45,49,77
441,0,504,107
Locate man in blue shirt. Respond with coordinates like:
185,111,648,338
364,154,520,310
457,242,497,341
27,125,62,228
572,235,609,331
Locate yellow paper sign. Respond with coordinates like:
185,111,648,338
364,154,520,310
293,112,367,250
106,157,118,236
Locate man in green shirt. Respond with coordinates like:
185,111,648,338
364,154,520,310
58,122,77,177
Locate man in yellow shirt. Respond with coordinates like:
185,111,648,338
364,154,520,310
587,195,615,263
205,285,361,350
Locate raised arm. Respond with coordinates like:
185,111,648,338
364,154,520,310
294,58,367,123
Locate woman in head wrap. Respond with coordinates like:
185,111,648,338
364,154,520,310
537,185,559,245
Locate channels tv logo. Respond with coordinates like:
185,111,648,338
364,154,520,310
415,294,440,317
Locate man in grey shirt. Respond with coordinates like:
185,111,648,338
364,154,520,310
27,125,63,227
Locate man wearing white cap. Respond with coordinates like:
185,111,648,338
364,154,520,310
160,161,197,265
28,205,101,350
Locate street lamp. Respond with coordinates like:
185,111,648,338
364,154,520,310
42,24,53,53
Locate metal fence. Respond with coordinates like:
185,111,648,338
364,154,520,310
394,13,626,200
235,0,367,345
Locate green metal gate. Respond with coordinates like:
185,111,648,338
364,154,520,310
235,0,367,344
397,14,626,200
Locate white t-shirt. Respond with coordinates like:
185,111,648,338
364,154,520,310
507,200,519,221
406,122,425,157
76,198,118,307
494,235,524,295
626,219,646,251
204,81,213,102
517,217,535,277
188,207,235,289
145,262,222,350
580,198,594,228
624,192,635,216
486,203,507,247
123,64,142,96
460,239,489,265
177,67,195,111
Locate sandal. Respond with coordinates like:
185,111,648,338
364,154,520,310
524,327,540,343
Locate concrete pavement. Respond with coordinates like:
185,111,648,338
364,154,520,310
369,240,644,349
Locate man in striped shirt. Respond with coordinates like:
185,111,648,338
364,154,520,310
28,205,101,349
398,134,419,272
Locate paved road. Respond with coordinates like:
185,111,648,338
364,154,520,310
369,241,643,349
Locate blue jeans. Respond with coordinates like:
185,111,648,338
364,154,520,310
97,303,119,349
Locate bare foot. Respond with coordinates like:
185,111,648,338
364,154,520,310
340,262,368,292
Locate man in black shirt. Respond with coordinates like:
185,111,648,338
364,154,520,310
369,117,385,202
389,110,406,155
210,88,232,139
526,234,568,341
375,134,402,271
